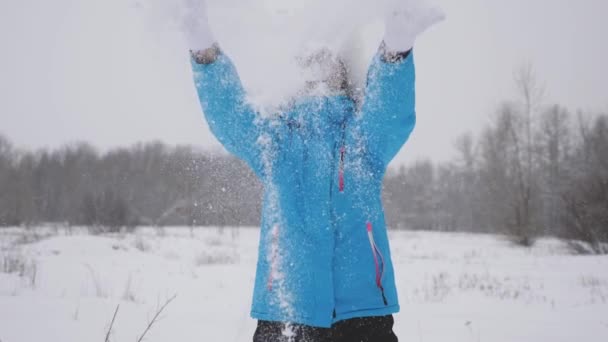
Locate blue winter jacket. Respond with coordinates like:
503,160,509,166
191,50,416,328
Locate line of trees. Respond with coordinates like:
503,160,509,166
0,138,261,230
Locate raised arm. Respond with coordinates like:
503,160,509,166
183,0,261,170
359,1,444,166
359,49,416,166
191,48,261,169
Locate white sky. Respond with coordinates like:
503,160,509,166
1,0,607,166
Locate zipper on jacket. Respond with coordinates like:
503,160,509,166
367,222,388,305
338,146,345,192
337,121,347,193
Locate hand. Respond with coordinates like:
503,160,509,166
383,0,445,53
182,0,216,51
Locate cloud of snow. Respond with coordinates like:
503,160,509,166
135,0,397,114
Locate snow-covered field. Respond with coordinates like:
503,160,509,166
1,227,607,342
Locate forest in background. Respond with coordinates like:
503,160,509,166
1,69,607,252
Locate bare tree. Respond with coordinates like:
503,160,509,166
503,65,545,245
536,105,572,236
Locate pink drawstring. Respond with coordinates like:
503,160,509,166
338,146,345,192
367,222,388,305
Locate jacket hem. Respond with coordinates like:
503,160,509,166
333,304,400,324
250,310,333,328
250,304,400,328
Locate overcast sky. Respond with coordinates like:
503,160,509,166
1,0,607,166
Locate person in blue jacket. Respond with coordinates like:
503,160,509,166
183,1,444,341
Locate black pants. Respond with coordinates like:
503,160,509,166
253,315,398,342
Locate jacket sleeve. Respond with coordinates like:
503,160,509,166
358,51,416,167
191,53,261,170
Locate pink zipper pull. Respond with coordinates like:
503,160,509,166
338,146,345,192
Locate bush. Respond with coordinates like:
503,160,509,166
82,189,137,233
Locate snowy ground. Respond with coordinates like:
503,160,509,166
1,226,607,342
